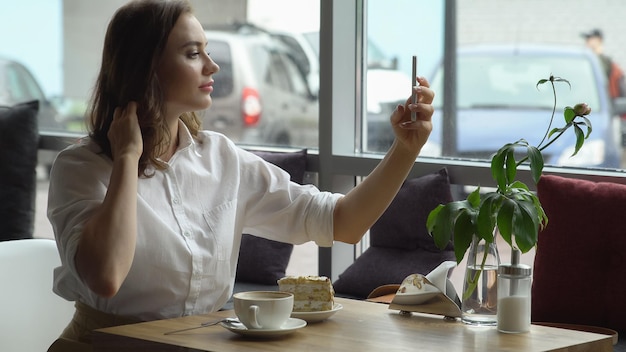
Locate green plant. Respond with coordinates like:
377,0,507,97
426,75,592,287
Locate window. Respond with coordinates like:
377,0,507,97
4,0,626,282
320,0,626,282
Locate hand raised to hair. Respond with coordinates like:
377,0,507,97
107,101,143,161
389,76,435,154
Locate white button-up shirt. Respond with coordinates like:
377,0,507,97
47,121,341,320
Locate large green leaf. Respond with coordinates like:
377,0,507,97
477,194,498,240
496,198,515,246
467,187,482,208
526,146,544,184
453,211,475,263
491,146,508,190
572,124,584,156
512,200,540,253
508,180,531,191
548,126,568,139
426,204,444,233
505,149,517,185
427,200,476,250
563,106,576,123
427,204,454,249
578,116,593,138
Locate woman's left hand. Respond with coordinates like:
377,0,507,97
389,76,435,154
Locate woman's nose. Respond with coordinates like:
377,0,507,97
204,54,219,75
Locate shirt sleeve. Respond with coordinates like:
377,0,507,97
237,149,343,247
47,140,111,300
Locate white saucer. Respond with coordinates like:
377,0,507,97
220,318,307,337
290,303,343,323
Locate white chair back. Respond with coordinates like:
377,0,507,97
0,239,74,352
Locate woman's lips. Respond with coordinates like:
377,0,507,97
199,81,214,93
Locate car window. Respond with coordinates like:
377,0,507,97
206,39,233,98
5,63,45,103
275,34,311,77
432,54,601,112
248,43,270,86
281,54,310,98
266,51,293,92
302,32,319,57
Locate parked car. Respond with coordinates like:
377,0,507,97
200,27,318,148
0,57,64,173
427,44,626,169
271,30,414,153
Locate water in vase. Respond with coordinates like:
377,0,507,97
461,264,498,325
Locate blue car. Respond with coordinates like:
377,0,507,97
427,44,625,169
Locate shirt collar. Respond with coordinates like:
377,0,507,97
177,119,194,151
153,120,199,166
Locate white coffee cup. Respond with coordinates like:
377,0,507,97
233,291,294,330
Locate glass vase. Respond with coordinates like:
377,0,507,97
461,235,500,325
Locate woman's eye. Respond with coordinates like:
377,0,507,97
188,52,200,59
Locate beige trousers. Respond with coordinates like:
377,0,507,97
47,301,143,352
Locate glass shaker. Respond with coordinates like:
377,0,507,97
497,247,532,333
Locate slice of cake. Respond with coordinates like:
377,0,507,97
278,275,335,312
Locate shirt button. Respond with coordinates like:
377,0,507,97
173,198,180,204
184,231,191,238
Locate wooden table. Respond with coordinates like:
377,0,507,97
93,297,612,351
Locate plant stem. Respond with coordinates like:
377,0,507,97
515,128,567,168
515,78,567,169
537,79,558,147
462,239,490,301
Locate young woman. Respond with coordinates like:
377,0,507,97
47,0,434,346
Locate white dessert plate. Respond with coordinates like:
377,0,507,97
290,303,343,323
220,318,307,337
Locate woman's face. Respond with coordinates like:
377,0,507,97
157,13,219,119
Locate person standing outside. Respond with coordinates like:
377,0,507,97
581,28,626,100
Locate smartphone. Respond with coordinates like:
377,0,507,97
411,55,418,121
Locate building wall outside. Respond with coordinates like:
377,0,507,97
62,0,247,99
61,0,626,100
457,0,626,69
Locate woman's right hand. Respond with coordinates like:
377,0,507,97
107,101,143,161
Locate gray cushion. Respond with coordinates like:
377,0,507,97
0,101,39,240
370,169,454,251
333,168,456,299
235,149,307,285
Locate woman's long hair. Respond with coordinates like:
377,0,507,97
88,0,201,176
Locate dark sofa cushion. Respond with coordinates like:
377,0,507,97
333,168,456,299
370,168,454,252
235,149,307,285
532,174,626,333
0,100,39,240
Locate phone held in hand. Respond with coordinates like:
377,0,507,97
411,55,418,122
